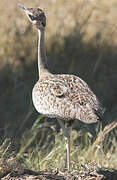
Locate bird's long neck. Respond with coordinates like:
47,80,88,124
38,28,48,77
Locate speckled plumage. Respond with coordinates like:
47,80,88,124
32,72,103,124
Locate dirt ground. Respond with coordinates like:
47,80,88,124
1,164,117,180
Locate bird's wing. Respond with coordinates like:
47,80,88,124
55,74,102,110
42,74,102,112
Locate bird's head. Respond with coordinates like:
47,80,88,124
17,3,46,30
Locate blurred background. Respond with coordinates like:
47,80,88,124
0,0,117,170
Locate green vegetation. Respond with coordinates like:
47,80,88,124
0,0,117,172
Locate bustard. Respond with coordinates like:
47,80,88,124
18,4,104,171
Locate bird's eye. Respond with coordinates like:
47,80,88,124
29,14,36,21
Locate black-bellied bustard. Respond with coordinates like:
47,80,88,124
18,4,104,171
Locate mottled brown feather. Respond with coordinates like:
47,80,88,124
32,73,104,124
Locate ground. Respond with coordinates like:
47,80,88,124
0,161,117,180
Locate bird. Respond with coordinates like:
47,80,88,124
18,4,104,171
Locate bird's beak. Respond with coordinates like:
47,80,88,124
17,3,36,24
17,3,27,11
17,3,34,16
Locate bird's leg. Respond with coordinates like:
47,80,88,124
57,119,72,171
65,123,72,171
57,119,69,138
